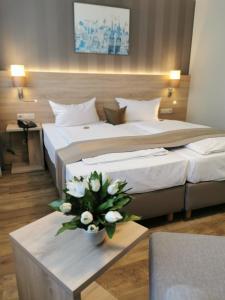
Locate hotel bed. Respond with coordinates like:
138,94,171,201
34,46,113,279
173,148,225,217
43,121,189,219
42,120,225,219
124,120,225,217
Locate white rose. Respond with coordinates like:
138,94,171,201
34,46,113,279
90,179,101,192
107,180,121,195
102,172,111,185
105,211,123,223
59,202,72,214
87,224,99,233
81,211,93,225
67,181,86,198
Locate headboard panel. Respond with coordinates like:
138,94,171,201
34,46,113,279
0,71,190,129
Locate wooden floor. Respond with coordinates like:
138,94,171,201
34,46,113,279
1,170,225,300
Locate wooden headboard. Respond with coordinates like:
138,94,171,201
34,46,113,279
0,71,190,130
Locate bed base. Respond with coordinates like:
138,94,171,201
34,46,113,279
44,148,56,184
185,181,225,219
44,147,184,221
125,186,185,220
45,147,225,221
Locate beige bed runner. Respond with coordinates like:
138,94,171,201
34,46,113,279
56,128,225,193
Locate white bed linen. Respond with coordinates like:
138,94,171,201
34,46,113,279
43,124,69,164
43,122,149,165
66,152,188,194
133,120,209,134
43,120,225,191
82,148,168,165
56,121,148,144
186,137,225,155
42,120,209,166
173,148,225,183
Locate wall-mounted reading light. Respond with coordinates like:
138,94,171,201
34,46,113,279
168,70,181,97
10,65,26,100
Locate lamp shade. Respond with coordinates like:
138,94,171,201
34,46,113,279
169,70,181,80
169,70,181,88
10,65,26,88
10,65,25,77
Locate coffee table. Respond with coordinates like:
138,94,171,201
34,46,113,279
10,212,148,300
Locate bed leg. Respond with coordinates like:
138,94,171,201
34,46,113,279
167,213,174,222
185,210,192,219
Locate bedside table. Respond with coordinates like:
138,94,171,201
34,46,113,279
6,123,45,174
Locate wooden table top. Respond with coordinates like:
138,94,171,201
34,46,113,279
10,212,148,294
6,123,42,132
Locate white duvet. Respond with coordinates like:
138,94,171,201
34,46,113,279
42,122,149,164
186,137,225,155
173,148,225,183
66,152,188,194
133,120,209,134
56,121,148,144
43,120,225,191
82,148,168,165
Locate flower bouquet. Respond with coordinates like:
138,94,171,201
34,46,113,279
49,171,140,244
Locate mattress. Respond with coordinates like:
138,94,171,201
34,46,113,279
173,148,225,183
43,124,69,165
66,152,188,194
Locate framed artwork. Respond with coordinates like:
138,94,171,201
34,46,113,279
74,3,130,55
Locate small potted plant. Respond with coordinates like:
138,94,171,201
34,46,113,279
49,171,141,245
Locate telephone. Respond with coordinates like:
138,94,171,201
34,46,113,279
17,120,37,144
17,119,37,129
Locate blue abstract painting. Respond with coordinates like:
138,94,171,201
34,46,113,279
74,3,130,55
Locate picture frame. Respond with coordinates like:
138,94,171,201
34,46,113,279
74,2,130,56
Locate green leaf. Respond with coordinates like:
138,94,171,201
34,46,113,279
117,181,127,193
97,198,115,212
71,215,80,222
96,215,106,225
56,226,68,235
99,180,110,200
49,200,64,212
81,190,96,212
89,171,100,181
111,197,132,210
56,220,78,236
122,213,141,222
105,223,116,239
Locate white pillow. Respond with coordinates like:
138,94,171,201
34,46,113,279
49,98,99,127
186,137,225,155
116,97,161,122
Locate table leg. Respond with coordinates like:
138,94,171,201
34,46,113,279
186,210,192,219
167,213,174,222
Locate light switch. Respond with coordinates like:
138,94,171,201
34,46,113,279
17,113,35,120
160,108,174,114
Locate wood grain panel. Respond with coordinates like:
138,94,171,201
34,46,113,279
0,71,190,130
0,0,195,74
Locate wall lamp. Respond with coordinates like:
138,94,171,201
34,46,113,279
168,70,181,97
10,65,26,100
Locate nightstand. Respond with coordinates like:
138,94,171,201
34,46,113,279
6,123,45,174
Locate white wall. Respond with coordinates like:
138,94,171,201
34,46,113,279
187,0,225,129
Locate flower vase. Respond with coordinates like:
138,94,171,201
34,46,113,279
83,228,106,246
